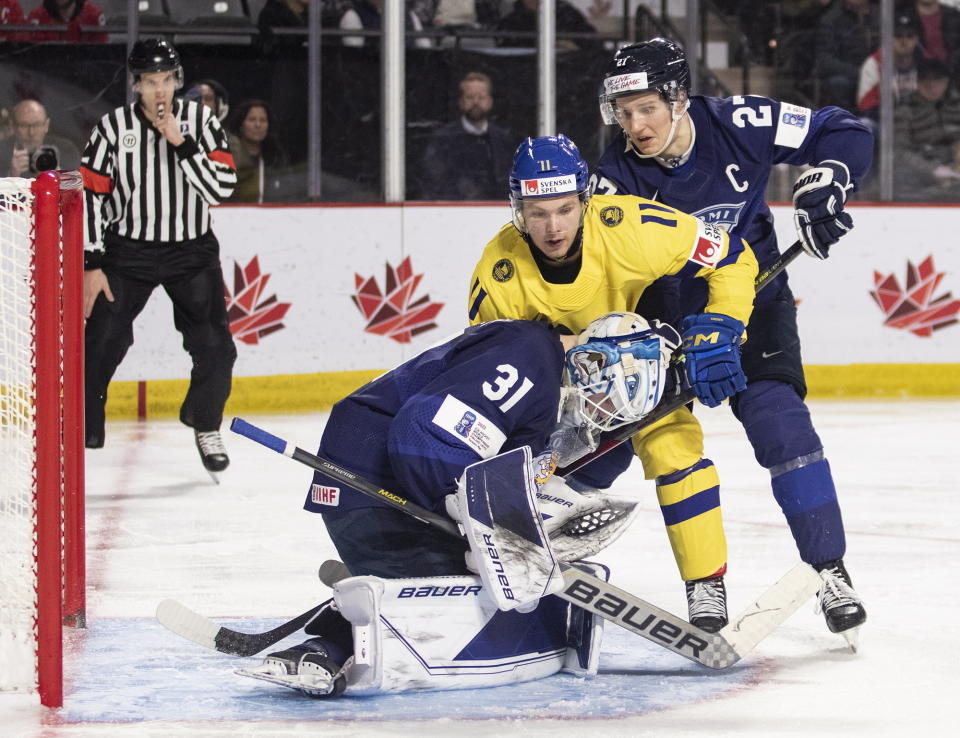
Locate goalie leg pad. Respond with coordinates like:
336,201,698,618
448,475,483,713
333,574,574,695
449,446,564,611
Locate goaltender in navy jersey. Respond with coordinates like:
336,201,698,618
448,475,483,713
594,95,873,312
305,320,563,518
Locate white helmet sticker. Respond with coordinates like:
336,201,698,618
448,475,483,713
604,72,650,95
522,174,578,196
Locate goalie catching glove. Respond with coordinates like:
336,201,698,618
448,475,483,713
793,159,854,260
536,475,639,562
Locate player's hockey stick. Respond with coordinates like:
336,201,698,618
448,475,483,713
557,239,804,477
218,416,820,669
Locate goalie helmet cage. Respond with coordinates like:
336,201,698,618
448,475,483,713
0,171,85,708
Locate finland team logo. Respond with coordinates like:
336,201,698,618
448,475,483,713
690,202,746,232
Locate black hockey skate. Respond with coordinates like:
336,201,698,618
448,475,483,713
237,638,348,698
194,430,229,476
816,558,866,649
685,575,728,633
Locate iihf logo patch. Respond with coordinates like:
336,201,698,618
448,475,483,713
310,484,340,506
690,202,746,231
454,411,477,437
492,259,514,283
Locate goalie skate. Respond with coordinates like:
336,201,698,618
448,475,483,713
237,646,350,699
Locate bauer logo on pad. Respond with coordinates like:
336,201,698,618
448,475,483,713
310,484,340,506
522,174,577,196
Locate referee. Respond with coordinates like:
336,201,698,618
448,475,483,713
81,39,238,476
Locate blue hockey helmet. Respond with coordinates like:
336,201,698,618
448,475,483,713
508,134,590,233
565,312,679,432
599,37,690,124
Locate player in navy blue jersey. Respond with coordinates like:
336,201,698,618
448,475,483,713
240,313,680,698
592,37,869,642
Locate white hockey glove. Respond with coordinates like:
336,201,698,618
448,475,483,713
536,476,640,562
793,159,854,260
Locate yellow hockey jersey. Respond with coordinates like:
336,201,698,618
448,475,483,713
468,194,758,333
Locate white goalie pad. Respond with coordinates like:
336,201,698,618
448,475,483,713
447,446,564,611
332,574,592,695
537,476,641,562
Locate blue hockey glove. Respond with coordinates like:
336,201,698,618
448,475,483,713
792,160,854,260
680,313,747,408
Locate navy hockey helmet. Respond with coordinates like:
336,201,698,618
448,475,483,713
508,134,590,233
599,37,690,124
128,38,184,89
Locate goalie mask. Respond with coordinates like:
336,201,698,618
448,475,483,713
564,312,678,432
508,134,590,235
599,37,691,158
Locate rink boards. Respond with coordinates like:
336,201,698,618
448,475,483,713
103,202,960,417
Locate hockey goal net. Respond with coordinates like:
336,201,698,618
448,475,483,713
0,172,85,708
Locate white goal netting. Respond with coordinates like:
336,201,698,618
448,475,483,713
0,177,38,692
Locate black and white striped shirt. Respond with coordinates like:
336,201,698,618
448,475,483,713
81,98,237,265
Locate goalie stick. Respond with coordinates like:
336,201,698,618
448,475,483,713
178,416,819,670
155,561,351,658
557,239,804,477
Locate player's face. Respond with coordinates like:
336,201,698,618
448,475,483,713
522,194,583,261
136,71,178,117
613,92,673,155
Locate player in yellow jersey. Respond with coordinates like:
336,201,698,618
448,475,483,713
467,134,758,631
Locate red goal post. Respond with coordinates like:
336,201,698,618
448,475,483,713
0,171,85,708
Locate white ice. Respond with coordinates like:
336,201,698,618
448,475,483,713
3,399,958,737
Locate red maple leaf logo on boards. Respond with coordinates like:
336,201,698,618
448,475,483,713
223,256,292,345
352,257,444,343
869,255,960,337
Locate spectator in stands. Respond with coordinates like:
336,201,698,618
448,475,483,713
185,79,231,123
0,0,25,41
496,0,597,50
25,0,107,43
857,13,924,124
340,0,432,48
816,0,878,109
419,71,512,200
257,0,310,162
416,0,501,28
1,98,81,178
900,0,960,76
257,0,308,54
226,99,290,204
893,57,960,199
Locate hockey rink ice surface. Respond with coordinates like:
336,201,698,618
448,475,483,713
4,399,957,737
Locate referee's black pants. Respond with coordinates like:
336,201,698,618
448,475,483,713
85,231,237,444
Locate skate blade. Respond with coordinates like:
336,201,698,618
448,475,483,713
236,665,335,696
206,469,221,485
840,626,861,653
